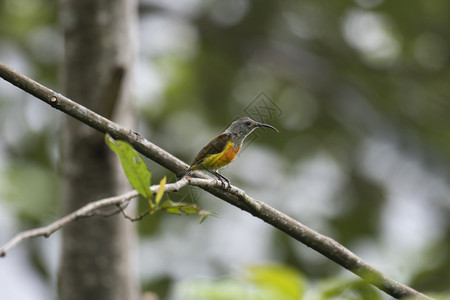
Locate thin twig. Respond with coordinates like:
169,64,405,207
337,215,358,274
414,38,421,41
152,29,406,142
0,62,432,299
0,190,135,256
119,205,150,222
92,202,130,217
0,178,191,257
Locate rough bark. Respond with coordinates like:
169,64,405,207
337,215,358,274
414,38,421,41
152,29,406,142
58,0,138,299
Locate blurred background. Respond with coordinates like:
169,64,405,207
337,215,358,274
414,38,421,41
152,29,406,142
1,0,449,299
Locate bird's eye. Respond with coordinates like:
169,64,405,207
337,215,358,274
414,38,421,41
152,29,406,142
245,121,251,126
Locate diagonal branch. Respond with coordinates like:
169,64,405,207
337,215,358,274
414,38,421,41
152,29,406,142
0,62,431,299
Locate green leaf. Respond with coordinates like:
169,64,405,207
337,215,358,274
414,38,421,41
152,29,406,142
160,200,218,222
175,278,280,300
160,200,198,215
318,278,382,300
245,265,305,300
174,265,303,300
105,134,151,199
155,176,166,208
199,210,219,224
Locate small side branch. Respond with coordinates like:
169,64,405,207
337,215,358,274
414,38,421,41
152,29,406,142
0,178,191,257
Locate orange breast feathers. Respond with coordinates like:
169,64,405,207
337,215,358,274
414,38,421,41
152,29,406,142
194,141,240,171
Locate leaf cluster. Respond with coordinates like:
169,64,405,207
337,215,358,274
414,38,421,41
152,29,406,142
105,134,216,223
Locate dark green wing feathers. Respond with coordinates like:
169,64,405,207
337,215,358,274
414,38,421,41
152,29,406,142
190,133,230,168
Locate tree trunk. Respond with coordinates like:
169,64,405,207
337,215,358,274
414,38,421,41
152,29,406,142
59,0,138,299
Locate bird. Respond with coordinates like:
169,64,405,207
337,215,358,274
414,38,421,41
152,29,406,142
185,117,279,187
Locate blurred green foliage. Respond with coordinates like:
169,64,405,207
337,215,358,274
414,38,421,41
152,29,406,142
174,264,306,300
0,162,60,225
1,0,450,299
173,264,385,300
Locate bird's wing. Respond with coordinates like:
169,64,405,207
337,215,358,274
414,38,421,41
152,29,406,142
190,133,230,166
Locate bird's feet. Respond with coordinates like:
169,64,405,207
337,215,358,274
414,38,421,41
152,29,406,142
211,171,231,189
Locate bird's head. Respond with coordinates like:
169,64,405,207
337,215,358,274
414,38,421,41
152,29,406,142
225,117,278,144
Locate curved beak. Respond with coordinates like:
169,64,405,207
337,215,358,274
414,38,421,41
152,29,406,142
257,122,279,133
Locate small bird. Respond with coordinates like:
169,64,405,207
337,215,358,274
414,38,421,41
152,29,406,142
186,117,279,187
